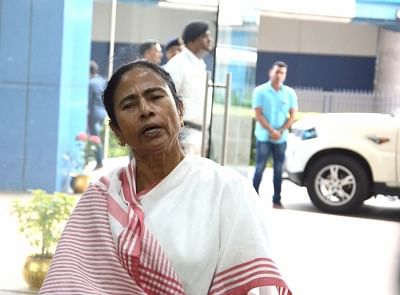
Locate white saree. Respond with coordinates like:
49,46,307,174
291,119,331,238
40,156,291,295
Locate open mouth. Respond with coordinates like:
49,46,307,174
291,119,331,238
142,124,162,137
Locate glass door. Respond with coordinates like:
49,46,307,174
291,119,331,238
208,0,260,175
91,0,219,163
91,0,260,174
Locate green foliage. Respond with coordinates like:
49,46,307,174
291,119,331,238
107,133,129,158
11,190,77,258
100,124,129,158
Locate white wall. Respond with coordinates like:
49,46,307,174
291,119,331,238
92,1,216,44
92,2,378,58
258,16,378,57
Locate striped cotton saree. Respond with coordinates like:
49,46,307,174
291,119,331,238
40,156,291,295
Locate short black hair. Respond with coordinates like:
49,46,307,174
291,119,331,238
138,40,159,57
102,60,183,129
272,61,288,69
182,21,209,45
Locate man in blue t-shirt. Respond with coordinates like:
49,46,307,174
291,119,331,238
252,61,298,208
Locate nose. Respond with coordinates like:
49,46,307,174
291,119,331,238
138,98,154,118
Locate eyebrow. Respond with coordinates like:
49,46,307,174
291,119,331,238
142,86,167,96
118,86,167,108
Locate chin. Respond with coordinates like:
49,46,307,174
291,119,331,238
141,142,171,155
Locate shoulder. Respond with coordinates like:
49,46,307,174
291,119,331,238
84,165,124,197
252,84,270,105
74,166,126,211
164,57,187,84
282,85,296,96
253,83,270,97
79,181,109,205
89,76,106,88
164,52,188,70
254,82,269,92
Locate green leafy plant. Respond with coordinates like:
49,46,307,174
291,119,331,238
11,190,77,258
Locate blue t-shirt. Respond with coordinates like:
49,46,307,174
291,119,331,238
252,81,298,143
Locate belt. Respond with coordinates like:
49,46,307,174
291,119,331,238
183,121,202,131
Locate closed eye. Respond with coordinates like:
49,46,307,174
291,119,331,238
143,87,168,100
121,102,136,110
150,94,164,100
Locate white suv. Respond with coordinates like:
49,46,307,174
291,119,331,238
285,113,400,213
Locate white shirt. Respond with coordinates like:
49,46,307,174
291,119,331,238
164,48,207,124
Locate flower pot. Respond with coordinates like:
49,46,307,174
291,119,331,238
70,174,90,193
23,255,52,290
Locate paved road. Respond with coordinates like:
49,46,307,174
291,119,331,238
257,168,400,295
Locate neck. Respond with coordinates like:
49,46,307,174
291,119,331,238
186,44,204,59
271,82,281,91
134,147,185,192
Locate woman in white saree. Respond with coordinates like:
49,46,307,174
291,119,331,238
40,61,292,295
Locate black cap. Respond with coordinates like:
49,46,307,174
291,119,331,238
182,21,209,45
165,37,183,51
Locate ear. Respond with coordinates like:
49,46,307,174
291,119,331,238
176,100,184,118
110,121,125,146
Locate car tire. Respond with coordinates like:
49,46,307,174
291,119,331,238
306,154,369,213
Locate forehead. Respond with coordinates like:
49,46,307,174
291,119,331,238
271,65,287,73
152,43,162,51
123,66,163,81
115,67,167,94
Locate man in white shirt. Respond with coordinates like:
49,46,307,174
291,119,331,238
164,21,212,155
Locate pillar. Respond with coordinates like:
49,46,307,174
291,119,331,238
374,28,400,113
0,0,93,192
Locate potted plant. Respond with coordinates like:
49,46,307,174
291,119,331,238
69,132,101,193
11,189,77,289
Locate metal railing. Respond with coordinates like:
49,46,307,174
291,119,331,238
295,88,400,115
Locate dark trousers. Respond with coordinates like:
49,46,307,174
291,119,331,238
253,140,287,203
88,118,103,167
